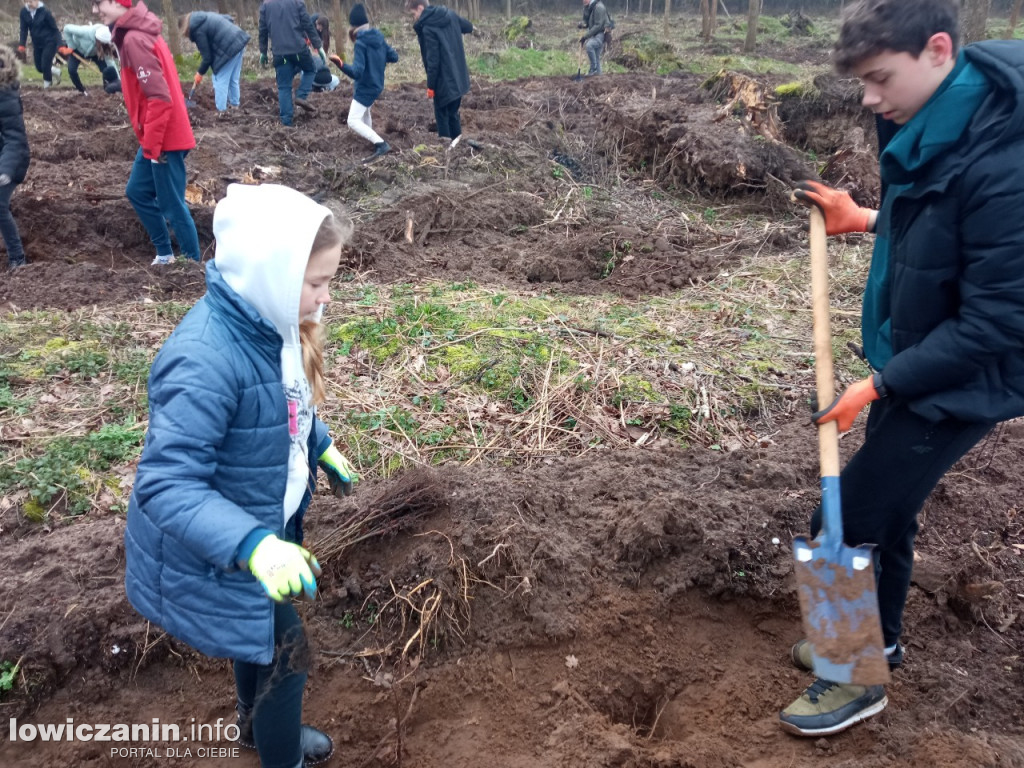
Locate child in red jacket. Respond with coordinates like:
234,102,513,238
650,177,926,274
94,0,200,264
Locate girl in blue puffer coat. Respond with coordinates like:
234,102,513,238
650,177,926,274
337,4,398,161
124,183,358,768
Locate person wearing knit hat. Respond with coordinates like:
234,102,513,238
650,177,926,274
19,0,62,89
337,2,398,162
349,3,369,27
258,0,325,126
94,0,200,264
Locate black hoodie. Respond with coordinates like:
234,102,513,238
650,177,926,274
413,4,472,107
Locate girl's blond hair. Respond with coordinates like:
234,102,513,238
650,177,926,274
301,213,353,405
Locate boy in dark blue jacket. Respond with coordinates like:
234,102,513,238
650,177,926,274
338,4,398,161
258,0,324,126
782,0,1024,737
19,0,61,89
0,46,30,270
181,12,250,112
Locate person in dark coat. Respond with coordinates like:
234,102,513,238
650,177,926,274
258,0,324,126
782,0,1024,738
339,3,398,161
578,0,610,76
19,0,62,88
0,46,30,270
407,0,472,147
181,12,250,112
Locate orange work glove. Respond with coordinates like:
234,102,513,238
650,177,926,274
17,45,25,53
58,46,73,57
812,374,886,433
193,72,203,86
792,180,874,236
426,88,434,99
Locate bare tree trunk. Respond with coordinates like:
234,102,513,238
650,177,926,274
700,0,712,40
649,0,654,17
961,0,991,45
234,0,246,28
162,0,182,57
663,0,670,34
711,0,719,32
506,0,511,21
743,0,759,53
1006,0,1024,39
334,0,346,59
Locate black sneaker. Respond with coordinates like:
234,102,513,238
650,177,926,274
236,702,334,765
293,97,316,114
779,679,888,737
791,638,904,672
8,258,26,272
364,141,391,163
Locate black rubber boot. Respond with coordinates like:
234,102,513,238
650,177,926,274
236,701,334,766
364,141,391,163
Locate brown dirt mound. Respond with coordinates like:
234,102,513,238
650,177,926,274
1,419,1021,767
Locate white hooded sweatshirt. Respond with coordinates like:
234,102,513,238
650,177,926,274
212,183,333,525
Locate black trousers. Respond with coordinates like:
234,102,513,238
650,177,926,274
33,39,58,83
67,53,114,93
233,601,308,768
809,397,992,648
434,96,462,139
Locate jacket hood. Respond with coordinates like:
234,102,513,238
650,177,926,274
213,184,332,344
113,1,162,40
0,46,20,88
963,41,1024,143
357,27,385,48
416,5,453,28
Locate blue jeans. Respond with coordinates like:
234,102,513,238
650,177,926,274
434,96,462,139
0,182,25,266
274,49,316,126
585,33,604,75
125,148,201,261
234,601,307,768
212,49,244,111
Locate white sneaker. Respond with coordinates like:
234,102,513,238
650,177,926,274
51,66,61,85
151,255,174,265
448,135,462,150
43,81,51,90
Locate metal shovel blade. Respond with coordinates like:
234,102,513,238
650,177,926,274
793,205,890,687
185,86,197,109
794,527,890,685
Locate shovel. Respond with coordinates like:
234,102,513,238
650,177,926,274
572,41,585,81
185,84,198,109
792,206,890,687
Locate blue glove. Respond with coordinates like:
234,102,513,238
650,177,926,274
248,535,321,601
318,444,357,497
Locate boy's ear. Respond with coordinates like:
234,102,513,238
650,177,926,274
924,32,955,65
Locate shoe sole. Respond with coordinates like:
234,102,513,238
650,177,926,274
779,695,888,737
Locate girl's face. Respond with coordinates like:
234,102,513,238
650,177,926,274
300,243,342,322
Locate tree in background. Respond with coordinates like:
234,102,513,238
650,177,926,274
744,0,760,52
961,0,991,44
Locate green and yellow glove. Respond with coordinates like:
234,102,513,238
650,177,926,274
318,444,358,497
248,536,321,602
259,53,268,68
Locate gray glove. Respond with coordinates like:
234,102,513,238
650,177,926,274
0,174,10,187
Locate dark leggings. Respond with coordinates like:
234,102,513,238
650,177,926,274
67,53,112,93
434,96,462,139
233,601,308,768
33,39,58,83
809,397,992,648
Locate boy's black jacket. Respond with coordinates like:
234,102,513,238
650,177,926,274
0,46,31,186
881,40,1024,423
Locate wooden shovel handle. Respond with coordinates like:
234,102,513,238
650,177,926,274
809,207,840,479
